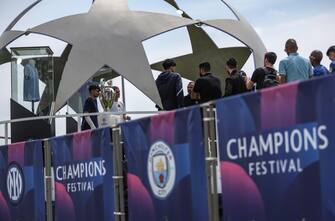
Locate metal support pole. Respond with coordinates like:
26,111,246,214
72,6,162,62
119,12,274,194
44,140,53,221
121,76,126,110
203,104,220,221
4,123,8,145
112,127,126,221
77,116,81,132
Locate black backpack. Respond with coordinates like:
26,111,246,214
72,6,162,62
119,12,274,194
262,68,279,88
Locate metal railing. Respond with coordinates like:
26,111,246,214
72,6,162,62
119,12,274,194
0,110,161,145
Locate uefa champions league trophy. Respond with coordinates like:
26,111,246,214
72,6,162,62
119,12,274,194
98,79,117,127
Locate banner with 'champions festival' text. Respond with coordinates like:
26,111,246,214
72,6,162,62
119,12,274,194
216,75,335,221
0,141,45,221
50,128,114,221
121,107,208,221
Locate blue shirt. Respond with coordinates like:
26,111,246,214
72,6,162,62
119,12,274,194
313,64,329,77
279,53,313,82
330,61,335,74
23,63,40,102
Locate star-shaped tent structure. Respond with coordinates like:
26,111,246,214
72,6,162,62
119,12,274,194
0,0,197,111
151,0,253,89
30,0,200,111
0,0,266,112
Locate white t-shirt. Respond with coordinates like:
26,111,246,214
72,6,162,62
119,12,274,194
111,101,125,124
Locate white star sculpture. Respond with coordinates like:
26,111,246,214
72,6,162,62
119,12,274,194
0,0,197,111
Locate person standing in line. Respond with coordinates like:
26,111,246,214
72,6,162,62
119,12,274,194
81,85,100,130
193,62,222,103
326,46,335,74
224,58,247,97
184,81,199,107
155,59,184,110
278,39,313,83
246,52,279,90
309,50,329,77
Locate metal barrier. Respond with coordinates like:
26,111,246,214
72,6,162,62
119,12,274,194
0,111,160,145
1,102,222,221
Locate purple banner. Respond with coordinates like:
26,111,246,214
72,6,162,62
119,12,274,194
50,128,114,221
216,75,335,221
122,107,209,221
0,141,45,221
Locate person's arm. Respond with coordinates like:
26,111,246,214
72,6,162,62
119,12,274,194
84,116,96,129
246,79,255,90
176,75,184,108
247,69,259,90
278,60,287,84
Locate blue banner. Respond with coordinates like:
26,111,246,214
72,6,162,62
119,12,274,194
216,75,335,221
50,128,114,221
0,141,45,221
122,107,208,221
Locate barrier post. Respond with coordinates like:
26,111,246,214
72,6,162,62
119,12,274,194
112,127,126,221
203,104,220,221
4,122,8,145
44,140,53,221
77,116,81,132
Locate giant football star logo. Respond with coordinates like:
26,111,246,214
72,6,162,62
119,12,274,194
0,0,266,111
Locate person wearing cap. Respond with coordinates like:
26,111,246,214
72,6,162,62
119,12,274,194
81,84,100,130
278,39,313,83
155,59,184,110
309,50,329,77
326,46,335,74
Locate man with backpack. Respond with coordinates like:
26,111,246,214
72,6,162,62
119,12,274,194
224,58,248,97
246,52,279,90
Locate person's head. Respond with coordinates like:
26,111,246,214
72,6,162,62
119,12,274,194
162,59,176,72
89,85,100,98
187,81,195,94
285,39,298,55
199,62,211,76
309,50,323,67
326,46,335,61
226,58,237,74
264,52,277,67
112,86,120,100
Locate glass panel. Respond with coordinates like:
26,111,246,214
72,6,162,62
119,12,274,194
11,47,54,116
11,47,53,56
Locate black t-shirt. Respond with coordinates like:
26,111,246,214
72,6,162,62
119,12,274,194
194,73,222,103
251,67,277,90
81,97,98,130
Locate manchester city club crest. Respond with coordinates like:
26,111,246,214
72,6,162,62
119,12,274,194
147,141,176,199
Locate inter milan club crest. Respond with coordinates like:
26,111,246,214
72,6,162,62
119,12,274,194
147,141,176,199
6,162,25,205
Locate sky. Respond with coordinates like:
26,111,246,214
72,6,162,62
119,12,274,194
0,0,334,142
